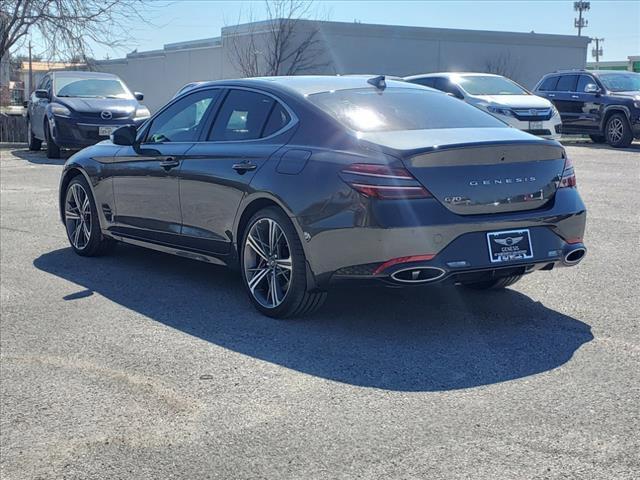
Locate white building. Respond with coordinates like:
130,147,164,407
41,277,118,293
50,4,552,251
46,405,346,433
97,19,590,113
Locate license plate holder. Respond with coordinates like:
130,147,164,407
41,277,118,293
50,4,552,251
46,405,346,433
98,126,117,136
487,229,534,263
529,120,543,130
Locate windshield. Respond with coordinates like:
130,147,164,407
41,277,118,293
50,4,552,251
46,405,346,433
54,76,133,99
454,75,528,95
307,88,505,132
598,73,640,92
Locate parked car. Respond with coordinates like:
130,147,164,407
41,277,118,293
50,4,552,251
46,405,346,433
405,72,562,140
25,71,150,158
533,69,640,148
58,75,586,318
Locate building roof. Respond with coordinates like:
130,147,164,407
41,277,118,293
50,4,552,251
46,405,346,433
19,61,85,72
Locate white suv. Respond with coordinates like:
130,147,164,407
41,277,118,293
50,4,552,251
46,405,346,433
405,72,561,140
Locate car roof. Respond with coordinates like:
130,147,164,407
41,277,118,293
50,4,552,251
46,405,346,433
405,72,504,80
51,70,120,79
182,75,427,98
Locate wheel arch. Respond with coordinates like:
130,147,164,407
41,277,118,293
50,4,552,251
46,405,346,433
601,105,631,131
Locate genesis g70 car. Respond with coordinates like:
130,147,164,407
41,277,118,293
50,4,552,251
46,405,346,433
58,75,587,318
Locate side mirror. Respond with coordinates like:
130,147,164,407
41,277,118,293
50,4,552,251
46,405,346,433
34,89,49,99
584,83,600,94
23,101,29,108
134,92,144,101
111,125,137,146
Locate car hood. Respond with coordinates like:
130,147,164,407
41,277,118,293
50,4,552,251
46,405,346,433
470,94,552,109
609,91,640,100
56,97,138,115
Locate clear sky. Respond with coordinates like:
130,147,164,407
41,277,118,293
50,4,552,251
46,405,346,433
26,0,640,62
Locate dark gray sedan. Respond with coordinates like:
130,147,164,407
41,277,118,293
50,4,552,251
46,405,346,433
58,76,587,318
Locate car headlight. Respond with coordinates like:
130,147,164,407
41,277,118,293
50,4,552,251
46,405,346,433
486,105,513,117
50,104,71,117
550,104,560,117
133,106,150,121
634,101,640,109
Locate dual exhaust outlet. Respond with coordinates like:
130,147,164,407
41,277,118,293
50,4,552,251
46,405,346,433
387,246,586,284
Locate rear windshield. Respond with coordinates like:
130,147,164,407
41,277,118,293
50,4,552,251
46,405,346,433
598,73,640,92
54,76,132,99
307,88,505,132
455,75,528,95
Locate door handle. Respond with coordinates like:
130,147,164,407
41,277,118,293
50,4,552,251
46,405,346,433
160,157,180,170
548,94,556,97
571,95,580,99
232,162,257,174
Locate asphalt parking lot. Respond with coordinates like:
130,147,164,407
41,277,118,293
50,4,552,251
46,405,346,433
1,141,639,479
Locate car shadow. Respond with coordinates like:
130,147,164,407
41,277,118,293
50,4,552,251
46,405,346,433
34,245,593,392
10,148,73,164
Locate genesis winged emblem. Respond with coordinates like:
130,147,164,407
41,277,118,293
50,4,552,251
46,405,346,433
494,236,523,246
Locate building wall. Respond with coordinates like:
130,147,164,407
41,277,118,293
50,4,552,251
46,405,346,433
95,20,589,113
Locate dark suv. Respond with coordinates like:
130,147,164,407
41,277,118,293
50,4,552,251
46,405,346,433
25,71,150,158
533,70,640,148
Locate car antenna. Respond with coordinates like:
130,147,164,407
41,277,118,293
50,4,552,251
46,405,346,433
367,75,386,90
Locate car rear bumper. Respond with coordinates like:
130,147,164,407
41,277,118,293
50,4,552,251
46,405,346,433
501,116,562,140
300,188,586,288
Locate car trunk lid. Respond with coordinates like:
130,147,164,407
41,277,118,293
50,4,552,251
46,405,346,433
358,127,566,215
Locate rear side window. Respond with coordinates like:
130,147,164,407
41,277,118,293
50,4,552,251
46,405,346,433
537,76,559,91
209,90,278,141
556,75,578,92
308,87,505,132
262,103,291,137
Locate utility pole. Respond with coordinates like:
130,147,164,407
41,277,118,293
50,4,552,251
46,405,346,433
574,1,590,36
592,37,604,68
28,40,33,95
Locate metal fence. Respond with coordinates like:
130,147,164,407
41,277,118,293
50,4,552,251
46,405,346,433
0,114,28,143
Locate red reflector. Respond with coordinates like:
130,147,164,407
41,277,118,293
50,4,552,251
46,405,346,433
373,254,436,275
565,237,583,244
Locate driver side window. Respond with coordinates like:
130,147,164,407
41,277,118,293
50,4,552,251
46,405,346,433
145,89,219,143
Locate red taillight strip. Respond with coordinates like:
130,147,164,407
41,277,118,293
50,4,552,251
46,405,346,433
350,183,426,191
373,254,436,275
342,169,414,180
341,163,414,180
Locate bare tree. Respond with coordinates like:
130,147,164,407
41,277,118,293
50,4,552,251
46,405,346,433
0,0,151,62
483,51,519,79
227,0,330,77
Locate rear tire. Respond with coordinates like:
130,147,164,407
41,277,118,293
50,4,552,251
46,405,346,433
461,274,523,290
589,134,606,144
27,118,42,151
240,207,326,318
605,113,633,148
63,175,115,256
45,122,61,159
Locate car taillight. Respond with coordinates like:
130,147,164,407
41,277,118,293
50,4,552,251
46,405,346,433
340,163,432,200
559,157,577,188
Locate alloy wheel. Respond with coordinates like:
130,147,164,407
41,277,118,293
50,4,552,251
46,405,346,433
243,218,293,308
65,183,92,250
607,118,624,143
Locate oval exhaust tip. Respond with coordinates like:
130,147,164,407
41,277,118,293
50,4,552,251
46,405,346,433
390,266,446,284
564,247,586,265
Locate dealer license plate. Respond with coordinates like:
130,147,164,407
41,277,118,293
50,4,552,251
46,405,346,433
487,229,534,263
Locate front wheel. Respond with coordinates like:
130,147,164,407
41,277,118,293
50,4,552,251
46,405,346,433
64,176,114,256
605,113,633,148
461,274,523,290
45,122,61,159
240,207,326,318
27,118,42,151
